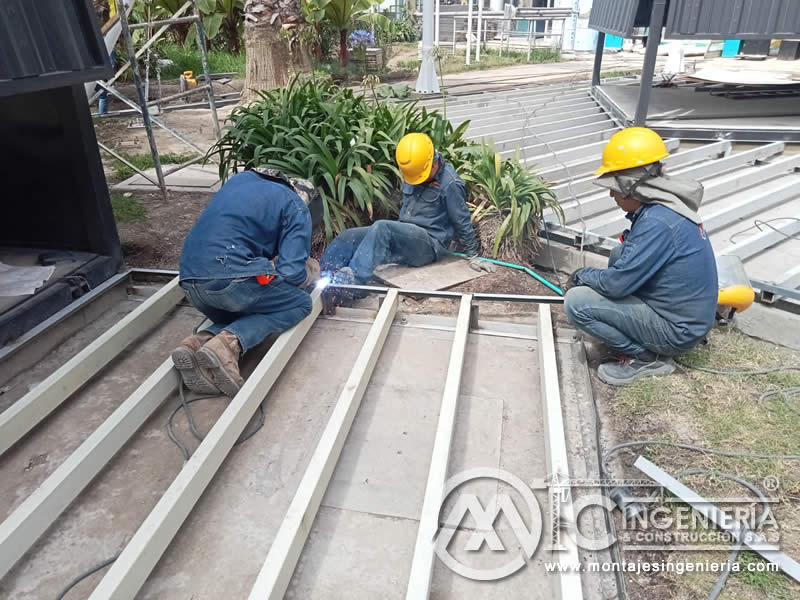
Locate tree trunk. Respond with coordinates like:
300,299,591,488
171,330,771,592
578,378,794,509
242,0,311,103
243,18,290,102
339,28,349,67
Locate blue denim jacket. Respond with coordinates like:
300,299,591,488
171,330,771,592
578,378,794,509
577,203,718,348
399,160,479,256
179,171,311,286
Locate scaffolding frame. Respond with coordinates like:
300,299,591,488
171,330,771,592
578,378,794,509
92,0,223,197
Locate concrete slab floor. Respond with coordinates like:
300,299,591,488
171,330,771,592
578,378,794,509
0,287,604,599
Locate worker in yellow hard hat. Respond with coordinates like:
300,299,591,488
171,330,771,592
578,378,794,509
562,127,719,386
320,132,494,290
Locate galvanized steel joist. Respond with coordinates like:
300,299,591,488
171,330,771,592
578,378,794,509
1,279,582,598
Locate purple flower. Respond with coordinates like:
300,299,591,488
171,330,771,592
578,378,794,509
348,29,375,50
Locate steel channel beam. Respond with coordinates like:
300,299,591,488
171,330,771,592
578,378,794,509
538,305,583,599
752,277,800,304
405,295,472,599
539,138,684,183
451,95,596,125
447,91,593,122
247,290,399,600
325,284,564,304
590,154,800,237
443,88,590,114
523,138,620,170
555,142,779,205
414,84,589,110
0,277,183,457
0,360,180,580
650,124,800,144
502,127,619,159
469,113,611,144
494,121,615,154
634,456,800,584
556,143,787,226
705,176,800,234
719,218,800,262
550,139,724,200
89,289,323,600
462,104,602,134
453,100,600,128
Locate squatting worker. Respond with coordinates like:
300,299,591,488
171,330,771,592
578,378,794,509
563,127,718,386
320,132,495,285
172,169,323,397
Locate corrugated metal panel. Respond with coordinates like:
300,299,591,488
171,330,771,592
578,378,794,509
666,0,800,39
0,0,109,96
588,0,641,37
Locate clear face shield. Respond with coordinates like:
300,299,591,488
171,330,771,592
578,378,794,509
716,255,754,323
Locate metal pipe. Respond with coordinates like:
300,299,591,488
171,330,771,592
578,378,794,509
191,0,221,140
145,83,211,106
115,0,166,196
161,154,208,177
634,0,666,126
527,18,533,61
592,31,605,87
128,15,198,30
325,283,564,303
97,141,161,187
434,0,440,46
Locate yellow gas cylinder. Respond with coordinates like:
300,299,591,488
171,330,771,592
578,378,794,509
716,255,754,320
183,71,197,87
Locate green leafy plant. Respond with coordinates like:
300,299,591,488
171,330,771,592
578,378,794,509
316,0,389,66
208,76,560,255
462,145,563,257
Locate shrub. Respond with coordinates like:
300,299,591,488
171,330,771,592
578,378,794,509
462,145,564,257
207,76,560,254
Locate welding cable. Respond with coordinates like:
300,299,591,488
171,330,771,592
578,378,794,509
450,252,563,294
54,554,119,600
759,386,800,416
728,218,800,246
645,468,771,600
167,381,266,462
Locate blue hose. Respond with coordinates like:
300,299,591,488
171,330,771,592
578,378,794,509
452,252,564,296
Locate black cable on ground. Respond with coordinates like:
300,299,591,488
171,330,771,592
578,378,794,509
55,554,119,600
167,381,266,461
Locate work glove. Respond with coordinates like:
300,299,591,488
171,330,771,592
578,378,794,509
301,257,320,289
562,268,585,293
468,255,497,274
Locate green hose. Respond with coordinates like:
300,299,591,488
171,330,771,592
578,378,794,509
452,252,564,296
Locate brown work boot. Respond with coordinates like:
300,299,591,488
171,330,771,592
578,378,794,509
196,330,244,397
171,331,219,394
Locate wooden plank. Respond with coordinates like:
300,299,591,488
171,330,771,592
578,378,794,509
88,289,323,600
374,256,487,291
0,360,179,580
405,294,472,599
538,305,583,600
0,276,184,457
247,289,400,600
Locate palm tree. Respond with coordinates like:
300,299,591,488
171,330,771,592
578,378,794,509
319,0,388,66
242,0,308,100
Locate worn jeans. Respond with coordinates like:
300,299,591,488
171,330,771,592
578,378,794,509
564,245,684,358
320,220,440,284
180,277,312,353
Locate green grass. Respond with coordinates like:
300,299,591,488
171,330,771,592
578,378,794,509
157,43,245,79
611,327,800,598
108,151,199,182
110,192,147,223
600,69,640,78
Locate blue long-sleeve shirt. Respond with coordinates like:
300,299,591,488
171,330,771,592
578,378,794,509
577,203,718,349
179,171,311,286
399,160,479,256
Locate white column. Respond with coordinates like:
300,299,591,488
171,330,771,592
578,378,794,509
434,0,440,46
415,0,441,93
476,0,483,62
465,0,473,65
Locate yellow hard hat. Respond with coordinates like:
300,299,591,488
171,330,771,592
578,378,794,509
396,133,435,185
595,127,670,175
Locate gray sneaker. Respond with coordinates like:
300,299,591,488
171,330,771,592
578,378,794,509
597,356,676,386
